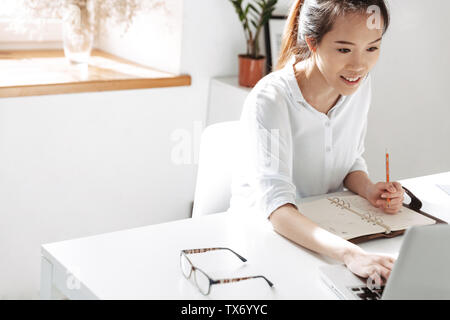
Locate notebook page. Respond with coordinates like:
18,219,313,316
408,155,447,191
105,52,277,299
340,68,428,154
339,195,436,231
297,198,386,240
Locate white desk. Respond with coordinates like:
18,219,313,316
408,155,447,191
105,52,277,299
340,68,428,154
40,172,450,300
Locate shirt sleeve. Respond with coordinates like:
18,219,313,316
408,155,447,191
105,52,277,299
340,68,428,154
348,74,371,176
240,83,298,219
348,120,369,175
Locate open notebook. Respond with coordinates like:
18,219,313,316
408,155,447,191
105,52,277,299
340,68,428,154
296,194,439,243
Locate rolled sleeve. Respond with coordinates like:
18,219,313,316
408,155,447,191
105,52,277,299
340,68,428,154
263,191,298,220
349,156,369,175
348,123,369,175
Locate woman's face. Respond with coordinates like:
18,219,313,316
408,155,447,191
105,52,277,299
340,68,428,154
313,12,384,96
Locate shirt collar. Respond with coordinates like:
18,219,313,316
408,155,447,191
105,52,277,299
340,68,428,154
283,56,346,116
284,56,304,104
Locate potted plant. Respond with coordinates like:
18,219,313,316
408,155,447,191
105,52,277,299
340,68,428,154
229,0,278,87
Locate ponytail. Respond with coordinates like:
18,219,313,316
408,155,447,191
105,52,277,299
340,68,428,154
275,0,304,71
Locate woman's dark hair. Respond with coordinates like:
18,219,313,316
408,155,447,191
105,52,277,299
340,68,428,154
275,0,390,70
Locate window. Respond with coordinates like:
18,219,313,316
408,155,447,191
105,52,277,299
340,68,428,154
0,0,188,97
0,0,62,48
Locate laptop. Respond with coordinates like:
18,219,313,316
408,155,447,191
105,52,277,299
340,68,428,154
319,224,450,300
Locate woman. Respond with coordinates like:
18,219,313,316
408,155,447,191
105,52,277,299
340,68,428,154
229,0,405,285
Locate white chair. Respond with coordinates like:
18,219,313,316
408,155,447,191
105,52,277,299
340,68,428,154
192,121,240,218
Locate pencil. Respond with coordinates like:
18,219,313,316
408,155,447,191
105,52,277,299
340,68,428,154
386,149,391,208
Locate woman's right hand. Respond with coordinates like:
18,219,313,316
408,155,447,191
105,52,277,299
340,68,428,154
343,249,396,288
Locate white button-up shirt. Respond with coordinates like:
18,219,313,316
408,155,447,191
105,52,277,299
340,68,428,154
229,57,371,219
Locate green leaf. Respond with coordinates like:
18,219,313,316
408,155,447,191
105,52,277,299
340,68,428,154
229,0,280,55
248,10,260,21
248,3,259,14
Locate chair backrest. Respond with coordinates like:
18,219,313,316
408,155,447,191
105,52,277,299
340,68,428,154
192,121,240,218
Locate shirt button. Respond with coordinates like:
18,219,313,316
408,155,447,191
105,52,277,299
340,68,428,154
325,121,330,127
326,146,331,152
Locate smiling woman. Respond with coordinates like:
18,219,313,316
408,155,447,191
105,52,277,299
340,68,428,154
229,0,401,289
276,0,390,70
334,35,383,85
304,12,384,103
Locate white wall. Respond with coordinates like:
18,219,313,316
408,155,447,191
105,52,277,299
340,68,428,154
0,0,449,300
270,0,450,182
367,0,450,181
96,0,184,74
0,0,245,299
0,88,198,299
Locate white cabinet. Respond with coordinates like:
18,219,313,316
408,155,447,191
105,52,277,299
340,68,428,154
206,76,251,125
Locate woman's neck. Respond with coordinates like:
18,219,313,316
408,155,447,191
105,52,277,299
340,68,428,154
293,59,341,115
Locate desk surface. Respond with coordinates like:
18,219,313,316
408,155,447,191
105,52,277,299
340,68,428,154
41,172,450,299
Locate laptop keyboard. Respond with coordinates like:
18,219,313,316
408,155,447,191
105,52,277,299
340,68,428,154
350,285,385,300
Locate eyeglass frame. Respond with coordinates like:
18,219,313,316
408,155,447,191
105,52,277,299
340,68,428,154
180,247,274,295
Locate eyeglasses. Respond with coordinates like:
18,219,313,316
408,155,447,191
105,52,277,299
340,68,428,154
180,247,274,295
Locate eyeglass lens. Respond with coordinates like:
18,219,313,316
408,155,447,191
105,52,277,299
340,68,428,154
180,253,211,295
180,253,192,278
193,268,210,295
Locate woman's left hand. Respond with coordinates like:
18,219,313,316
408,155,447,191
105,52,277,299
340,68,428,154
366,181,405,214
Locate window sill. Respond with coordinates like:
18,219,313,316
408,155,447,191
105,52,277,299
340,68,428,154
0,49,191,98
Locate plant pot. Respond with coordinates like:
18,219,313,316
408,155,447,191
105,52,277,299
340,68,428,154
238,54,266,88
62,0,96,65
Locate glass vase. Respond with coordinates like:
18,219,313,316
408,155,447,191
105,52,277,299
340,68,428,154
62,0,96,65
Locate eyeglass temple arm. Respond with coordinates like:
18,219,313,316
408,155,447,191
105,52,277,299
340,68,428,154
211,275,274,287
181,247,247,262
